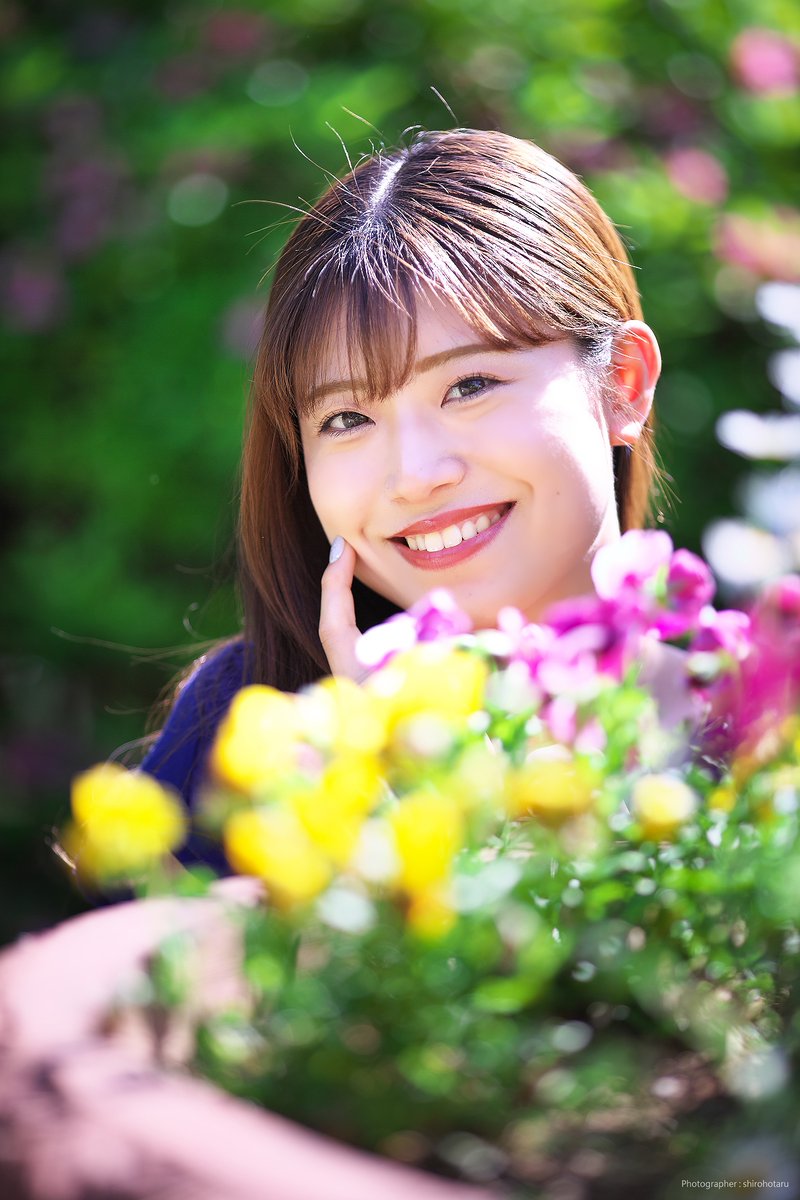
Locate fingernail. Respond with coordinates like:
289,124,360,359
329,535,345,564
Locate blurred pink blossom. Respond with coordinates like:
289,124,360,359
731,28,799,95
640,88,705,139
662,549,716,637
591,529,673,604
696,576,800,757
201,11,268,59
42,94,103,147
356,589,472,670
42,152,129,261
0,253,68,333
542,594,630,683
665,147,728,206
715,210,800,282
690,606,752,661
155,54,214,101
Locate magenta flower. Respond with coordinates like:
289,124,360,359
495,607,556,673
657,549,716,638
356,589,472,671
411,589,473,643
690,606,752,661
753,574,800,627
588,533,715,640
751,574,800,691
695,577,800,759
591,530,674,603
544,594,631,684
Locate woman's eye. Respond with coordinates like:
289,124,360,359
319,410,371,436
444,375,497,402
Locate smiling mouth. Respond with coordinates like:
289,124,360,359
388,502,514,568
391,502,513,553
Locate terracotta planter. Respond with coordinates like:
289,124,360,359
0,886,491,1200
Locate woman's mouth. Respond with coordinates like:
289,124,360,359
389,502,514,570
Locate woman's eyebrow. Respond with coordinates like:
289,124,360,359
307,341,518,407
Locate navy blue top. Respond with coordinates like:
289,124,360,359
140,638,252,868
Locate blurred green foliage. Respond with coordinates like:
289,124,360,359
1,0,799,939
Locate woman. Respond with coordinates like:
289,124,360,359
141,126,672,814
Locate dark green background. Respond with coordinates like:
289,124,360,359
2,0,798,940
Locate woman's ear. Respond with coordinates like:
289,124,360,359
606,321,661,447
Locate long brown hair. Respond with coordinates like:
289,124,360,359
239,128,657,692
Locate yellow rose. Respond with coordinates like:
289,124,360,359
631,773,698,839
367,644,488,733
67,763,187,880
223,806,330,906
388,790,463,893
210,686,300,792
505,754,596,826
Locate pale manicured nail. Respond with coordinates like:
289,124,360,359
329,535,345,564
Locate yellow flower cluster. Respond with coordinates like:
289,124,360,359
66,636,715,917
211,645,490,927
64,763,187,881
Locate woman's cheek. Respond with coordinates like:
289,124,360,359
309,456,368,544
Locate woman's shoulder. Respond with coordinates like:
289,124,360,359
139,637,253,808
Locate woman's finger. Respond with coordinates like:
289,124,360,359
318,536,363,680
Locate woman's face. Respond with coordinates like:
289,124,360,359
299,296,626,629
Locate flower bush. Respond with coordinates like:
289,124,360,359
65,532,800,1194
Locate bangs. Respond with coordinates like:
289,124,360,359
284,229,560,425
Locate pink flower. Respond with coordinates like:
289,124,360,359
201,11,268,59
665,148,728,207
753,574,800,626
496,608,556,669
355,589,472,671
690,606,752,661
0,252,68,333
588,533,715,641
591,530,674,604
715,210,800,283
544,594,631,683
659,549,716,638
695,578,800,759
731,28,799,96
412,589,473,643
751,575,800,689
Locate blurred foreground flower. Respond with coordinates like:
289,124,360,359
64,763,186,881
631,773,698,838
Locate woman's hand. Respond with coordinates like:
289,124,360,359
318,536,366,681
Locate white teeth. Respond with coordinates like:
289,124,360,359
401,506,508,552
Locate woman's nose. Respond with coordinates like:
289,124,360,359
383,412,466,503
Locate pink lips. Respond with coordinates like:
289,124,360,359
390,503,514,571
392,501,512,539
